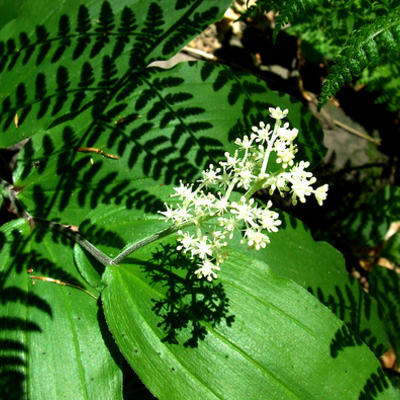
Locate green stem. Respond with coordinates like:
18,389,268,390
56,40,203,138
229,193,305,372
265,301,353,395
244,177,267,200
111,220,194,265
260,119,280,175
1,178,114,266
75,235,114,266
223,179,237,202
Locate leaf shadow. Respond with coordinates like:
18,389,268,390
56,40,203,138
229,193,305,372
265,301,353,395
0,226,90,399
2,2,234,222
129,243,235,348
358,366,391,400
308,282,385,358
369,267,400,358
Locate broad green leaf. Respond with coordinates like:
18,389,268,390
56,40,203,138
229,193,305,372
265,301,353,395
0,0,232,147
247,212,391,357
13,61,325,225
74,196,392,359
101,237,398,399
73,207,397,399
0,219,122,400
0,0,27,31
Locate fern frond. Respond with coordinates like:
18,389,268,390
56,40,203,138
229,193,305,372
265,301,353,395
243,0,318,39
359,63,400,114
240,0,281,19
318,7,400,109
272,0,317,42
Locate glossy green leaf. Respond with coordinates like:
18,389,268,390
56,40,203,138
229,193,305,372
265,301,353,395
0,0,27,30
0,0,230,146
102,237,397,399
73,206,397,399
246,212,391,357
73,189,392,358
0,219,122,400
0,0,232,147
12,60,325,225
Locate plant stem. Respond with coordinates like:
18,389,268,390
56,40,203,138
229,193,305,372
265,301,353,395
111,220,194,265
244,177,267,200
75,235,114,265
1,178,114,266
33,218,115,266
260,120,280,175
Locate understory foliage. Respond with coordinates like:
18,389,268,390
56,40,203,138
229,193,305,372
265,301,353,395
0,1,400,399
243,0,400,112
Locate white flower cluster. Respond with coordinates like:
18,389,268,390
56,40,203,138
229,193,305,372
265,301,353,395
159,107,328,281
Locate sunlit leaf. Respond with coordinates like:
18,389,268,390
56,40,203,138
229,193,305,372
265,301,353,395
0,219,122,400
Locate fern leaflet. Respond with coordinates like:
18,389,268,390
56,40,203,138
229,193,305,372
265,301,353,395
318,6,400,108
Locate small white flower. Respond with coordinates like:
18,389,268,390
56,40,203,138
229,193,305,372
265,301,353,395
158,203,177,222
234,135,254,150
254,122,271,143
243,228,270,250
258,207,281,232
236,165,256,189
274,139,286,154
201,164,221,186
290,177,315,205
171,181,195,202
263,173,290,196
276,145,296,168
274,140,296,168
192,192,215,215
191,236,213,259
231,197,257,226
278,123,298,142
314,184,329,206
290,161,312,181
220,150,240,171
173,205,193,224
213,193,230,215
269,106,288,120
218,217,239,238
194,258,220,281
177,230,196,252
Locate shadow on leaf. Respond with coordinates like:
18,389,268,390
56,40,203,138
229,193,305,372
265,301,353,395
309,283,385,358
133,243,235,348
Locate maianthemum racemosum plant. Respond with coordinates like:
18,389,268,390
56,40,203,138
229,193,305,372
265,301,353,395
243,0,400,111
158,107,328,281
67,106,327,273
2,1,399,398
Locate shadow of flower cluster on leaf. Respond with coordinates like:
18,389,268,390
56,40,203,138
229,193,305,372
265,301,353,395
139,243,235,348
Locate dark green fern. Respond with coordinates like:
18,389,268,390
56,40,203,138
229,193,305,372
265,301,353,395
243,0,317,41
360,63,400,113
318,6,400,108
242,0,400,112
